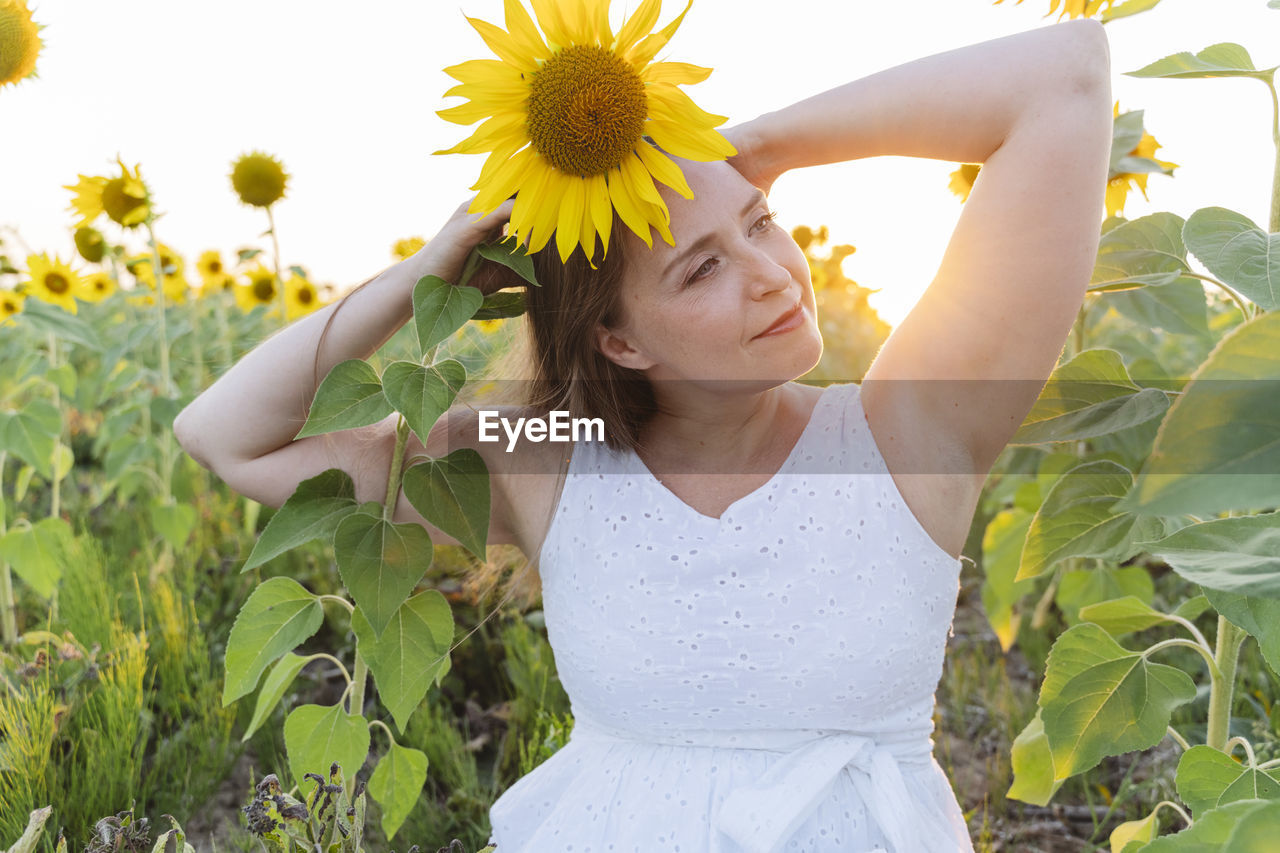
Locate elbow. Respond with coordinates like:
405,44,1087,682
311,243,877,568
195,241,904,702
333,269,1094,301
1063,18,1112,98
172,409,210,470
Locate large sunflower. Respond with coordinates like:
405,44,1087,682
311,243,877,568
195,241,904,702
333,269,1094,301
23,253,84,314
437,0,736,263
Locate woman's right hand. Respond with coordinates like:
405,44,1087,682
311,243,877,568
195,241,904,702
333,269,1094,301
416,197,518,295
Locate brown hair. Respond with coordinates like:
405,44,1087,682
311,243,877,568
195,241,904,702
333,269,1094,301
312,212,656,611
482,211,655,455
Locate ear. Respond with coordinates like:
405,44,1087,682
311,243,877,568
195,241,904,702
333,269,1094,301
594,321,657,371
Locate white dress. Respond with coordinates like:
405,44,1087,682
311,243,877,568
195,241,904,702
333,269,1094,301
486,381,975,852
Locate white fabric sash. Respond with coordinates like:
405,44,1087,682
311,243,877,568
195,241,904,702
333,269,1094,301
568,720,963,853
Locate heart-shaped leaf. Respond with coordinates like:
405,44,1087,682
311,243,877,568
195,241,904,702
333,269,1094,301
1203,587,1280,678
0,517,72,598
1184,207,1280,311
381,359,466,446
1177,745,1280,819
367,742,429,839
295,359,392,439
1017,460,1168,581
1090,212,1188,292
353,591,453,732
1039,623,1196,780
334,510,433,638
413,275,483,355
284,703,370,798
243,469,361,572
402,450,491,562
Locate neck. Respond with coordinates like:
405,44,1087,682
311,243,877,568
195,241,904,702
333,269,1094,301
635,381,801,475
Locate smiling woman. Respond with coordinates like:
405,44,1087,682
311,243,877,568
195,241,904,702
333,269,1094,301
173,0,1113,849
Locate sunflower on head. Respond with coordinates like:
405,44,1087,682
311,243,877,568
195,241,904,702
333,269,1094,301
437,0,736,263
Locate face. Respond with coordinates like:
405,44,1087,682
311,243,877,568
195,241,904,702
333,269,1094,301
594,159,822,391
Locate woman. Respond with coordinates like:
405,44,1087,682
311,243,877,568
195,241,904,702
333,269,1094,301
174,14,1112,852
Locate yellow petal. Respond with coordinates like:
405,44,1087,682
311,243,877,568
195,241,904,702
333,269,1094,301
640,61,712,86
442,58,524,86
474,138,528,190
586,173,612,256
555,175,587,262
528,0,572,48
579,179,597,264
608,167,654,249
584,0,613,45
619,150,665,208
645,119,736,161
503,0,552,63
626,0,692,68
472,146,537,213
466,15,540,73
509,160,552,249
438,99,513,125
554,0,593,44
634,140,692,198
614,0,660,56
434,111,526,154
530,169,569,253
646,82,727,128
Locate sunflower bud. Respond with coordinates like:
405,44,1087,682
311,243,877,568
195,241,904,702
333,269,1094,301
74,226,106,263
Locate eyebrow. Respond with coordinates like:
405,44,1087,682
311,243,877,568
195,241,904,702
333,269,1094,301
661,188,769,283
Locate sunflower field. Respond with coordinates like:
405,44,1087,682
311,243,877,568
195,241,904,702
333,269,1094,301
4,0,1280,851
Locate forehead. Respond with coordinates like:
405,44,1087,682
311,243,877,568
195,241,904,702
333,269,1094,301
619,158,759,278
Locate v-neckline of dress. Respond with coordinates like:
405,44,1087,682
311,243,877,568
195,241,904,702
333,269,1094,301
626,383,837,524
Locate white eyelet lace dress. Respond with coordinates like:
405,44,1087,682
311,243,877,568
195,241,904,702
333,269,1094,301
485,381,974,852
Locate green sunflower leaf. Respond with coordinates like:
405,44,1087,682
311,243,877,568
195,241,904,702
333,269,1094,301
412,275,484,355
1176,744,1280,819
295,359,392,439
367,742,429,840
381,359,466,447
333,510,433,638
353,591,453,733
242,469,361,572
222,577,324,706
283,703,370,799
401,450,491,562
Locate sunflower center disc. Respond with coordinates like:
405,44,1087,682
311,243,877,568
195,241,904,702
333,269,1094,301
525,45,646,177
45,274,69,295
253,278,275,301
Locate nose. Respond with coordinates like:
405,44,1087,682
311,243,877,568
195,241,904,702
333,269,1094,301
747,243,793,300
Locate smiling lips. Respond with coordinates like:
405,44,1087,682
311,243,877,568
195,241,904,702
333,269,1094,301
753,303,803,339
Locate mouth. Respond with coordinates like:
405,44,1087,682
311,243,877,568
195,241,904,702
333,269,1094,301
753,302,803,340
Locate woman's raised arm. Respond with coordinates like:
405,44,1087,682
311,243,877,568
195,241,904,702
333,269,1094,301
172,199,520,543
726,18,1110,192
727,19,1112,489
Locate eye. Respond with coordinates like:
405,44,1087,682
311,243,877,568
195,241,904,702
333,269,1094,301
751,209,779,234
685,257,719,286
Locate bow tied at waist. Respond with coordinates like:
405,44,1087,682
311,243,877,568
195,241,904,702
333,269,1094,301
569,719,962,853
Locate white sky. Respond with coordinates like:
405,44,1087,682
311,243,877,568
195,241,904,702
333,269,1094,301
2,0,1276,326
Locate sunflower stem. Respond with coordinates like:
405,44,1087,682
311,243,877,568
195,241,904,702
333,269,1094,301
266,205,287,329
144,222,177,563
45,330,61,522
1207,615,1247,752
1267,77,1279,233
0,451,16,646
214,288,234,375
